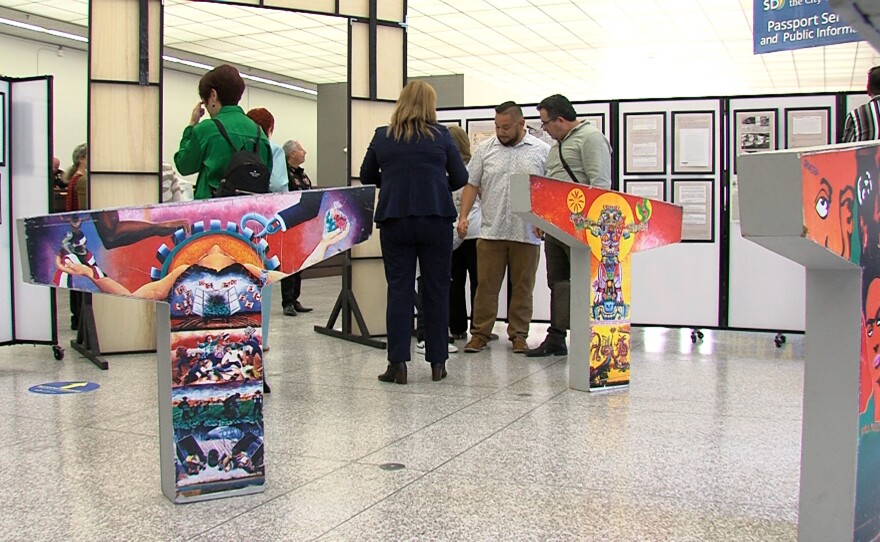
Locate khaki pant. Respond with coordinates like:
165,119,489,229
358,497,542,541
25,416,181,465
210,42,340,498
470,239,540,341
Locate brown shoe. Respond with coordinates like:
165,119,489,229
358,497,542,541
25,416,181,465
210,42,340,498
511,337,528,354
464,336,487,353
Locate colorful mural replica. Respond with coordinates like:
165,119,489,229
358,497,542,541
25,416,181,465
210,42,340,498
740,143,880,542
18,187,375,503
511,174,682,391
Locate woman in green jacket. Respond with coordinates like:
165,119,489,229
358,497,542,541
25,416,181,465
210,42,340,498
174,64,273,199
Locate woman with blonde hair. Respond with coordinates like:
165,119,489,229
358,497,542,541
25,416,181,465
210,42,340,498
360,81,468,384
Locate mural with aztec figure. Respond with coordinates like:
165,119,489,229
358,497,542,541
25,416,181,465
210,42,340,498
800,146,880,541
527,175,682,389
18,187,375,501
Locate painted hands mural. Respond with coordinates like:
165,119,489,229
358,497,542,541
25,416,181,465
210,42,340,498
20,187,375,500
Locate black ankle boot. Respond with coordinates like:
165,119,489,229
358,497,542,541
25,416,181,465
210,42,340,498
378,362,407,384
431,362,447,382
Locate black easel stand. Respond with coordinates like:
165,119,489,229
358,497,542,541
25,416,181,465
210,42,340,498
70,293,109,369
314,253,386,349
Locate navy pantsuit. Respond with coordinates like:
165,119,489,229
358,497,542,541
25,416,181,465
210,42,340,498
360,124,468,364
380,216,453,363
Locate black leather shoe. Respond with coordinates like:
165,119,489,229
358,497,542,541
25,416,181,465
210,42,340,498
431,362,448,381
263,381,272,394
293,301,313,313
378,363,407,384
525,340,568,357
283,305,297,317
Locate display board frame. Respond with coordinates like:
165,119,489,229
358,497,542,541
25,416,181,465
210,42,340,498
672,178,715,243
623,111,666,175
465,117,496,151
671,110,715,175
623,178,666,201
734,109,777,174
784,106,832,149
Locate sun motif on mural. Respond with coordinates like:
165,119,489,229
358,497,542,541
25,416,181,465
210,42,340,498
567,188,586,214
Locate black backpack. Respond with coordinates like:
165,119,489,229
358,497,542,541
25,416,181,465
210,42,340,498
212,119,271,197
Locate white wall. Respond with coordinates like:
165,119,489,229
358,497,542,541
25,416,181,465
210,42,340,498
0,32,319,184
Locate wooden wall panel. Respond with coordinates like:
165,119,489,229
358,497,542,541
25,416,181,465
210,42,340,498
351,259,387,336
338,0,369,18
350,23,370,100
90,84,160,173
264,0,333,12
350,100,395,174
377,0,405,23
376,26,404,101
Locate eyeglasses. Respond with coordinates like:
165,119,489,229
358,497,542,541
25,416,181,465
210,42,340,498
539,117,557,129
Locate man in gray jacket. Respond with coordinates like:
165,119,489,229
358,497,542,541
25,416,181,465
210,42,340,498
527,94,612,357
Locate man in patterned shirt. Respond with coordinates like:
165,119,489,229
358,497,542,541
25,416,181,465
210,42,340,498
843,66,880,143
457,101,550,354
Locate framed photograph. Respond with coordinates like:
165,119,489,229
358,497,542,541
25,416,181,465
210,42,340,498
672,178,714,243
524,117,554,147
672,111,714,175
0,92,5,167
734,109,776,174
623,112,666,175
465,118,496,150
785,107,831,149
623,179,666,201
440,119,461,128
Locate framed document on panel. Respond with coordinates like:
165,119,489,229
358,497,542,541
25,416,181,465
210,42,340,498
785,107,831,149
672,111,714,174
624,112,666,175
466,118,496,150
734,110,777,174
623,179,666,201
672,179,714,242
440,120,461,128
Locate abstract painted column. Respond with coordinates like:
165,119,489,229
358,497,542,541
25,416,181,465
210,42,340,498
512,174,682,391
18,187,374,502
740,143,880,542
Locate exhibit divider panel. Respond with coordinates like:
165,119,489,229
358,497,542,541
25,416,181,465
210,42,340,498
0,76,54,346
436,101,613,324
8,77,54,345
618,98,723,328
89,0,163,353
726,94,838,332
19,187,376,502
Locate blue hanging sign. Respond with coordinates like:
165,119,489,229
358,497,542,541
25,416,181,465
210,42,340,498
754,0,862,54
28,381,100,395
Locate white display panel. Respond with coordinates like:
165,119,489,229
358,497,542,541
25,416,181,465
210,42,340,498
726,94,837,331
9,78,53,343
620,98,722,328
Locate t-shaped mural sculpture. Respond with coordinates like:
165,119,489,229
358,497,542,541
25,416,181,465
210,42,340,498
511,174,682,391
739,143,880,542
18,187,375,503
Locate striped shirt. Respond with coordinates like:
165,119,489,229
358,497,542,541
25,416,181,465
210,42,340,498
842,96,880,142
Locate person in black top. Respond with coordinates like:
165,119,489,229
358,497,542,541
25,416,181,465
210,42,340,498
280,139,314,317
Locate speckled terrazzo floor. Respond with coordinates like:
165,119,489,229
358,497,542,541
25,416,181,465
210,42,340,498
1,276,802,541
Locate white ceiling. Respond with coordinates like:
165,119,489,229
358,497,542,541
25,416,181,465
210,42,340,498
1,0,878,102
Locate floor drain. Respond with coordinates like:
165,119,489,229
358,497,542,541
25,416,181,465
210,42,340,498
379,463,406,471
